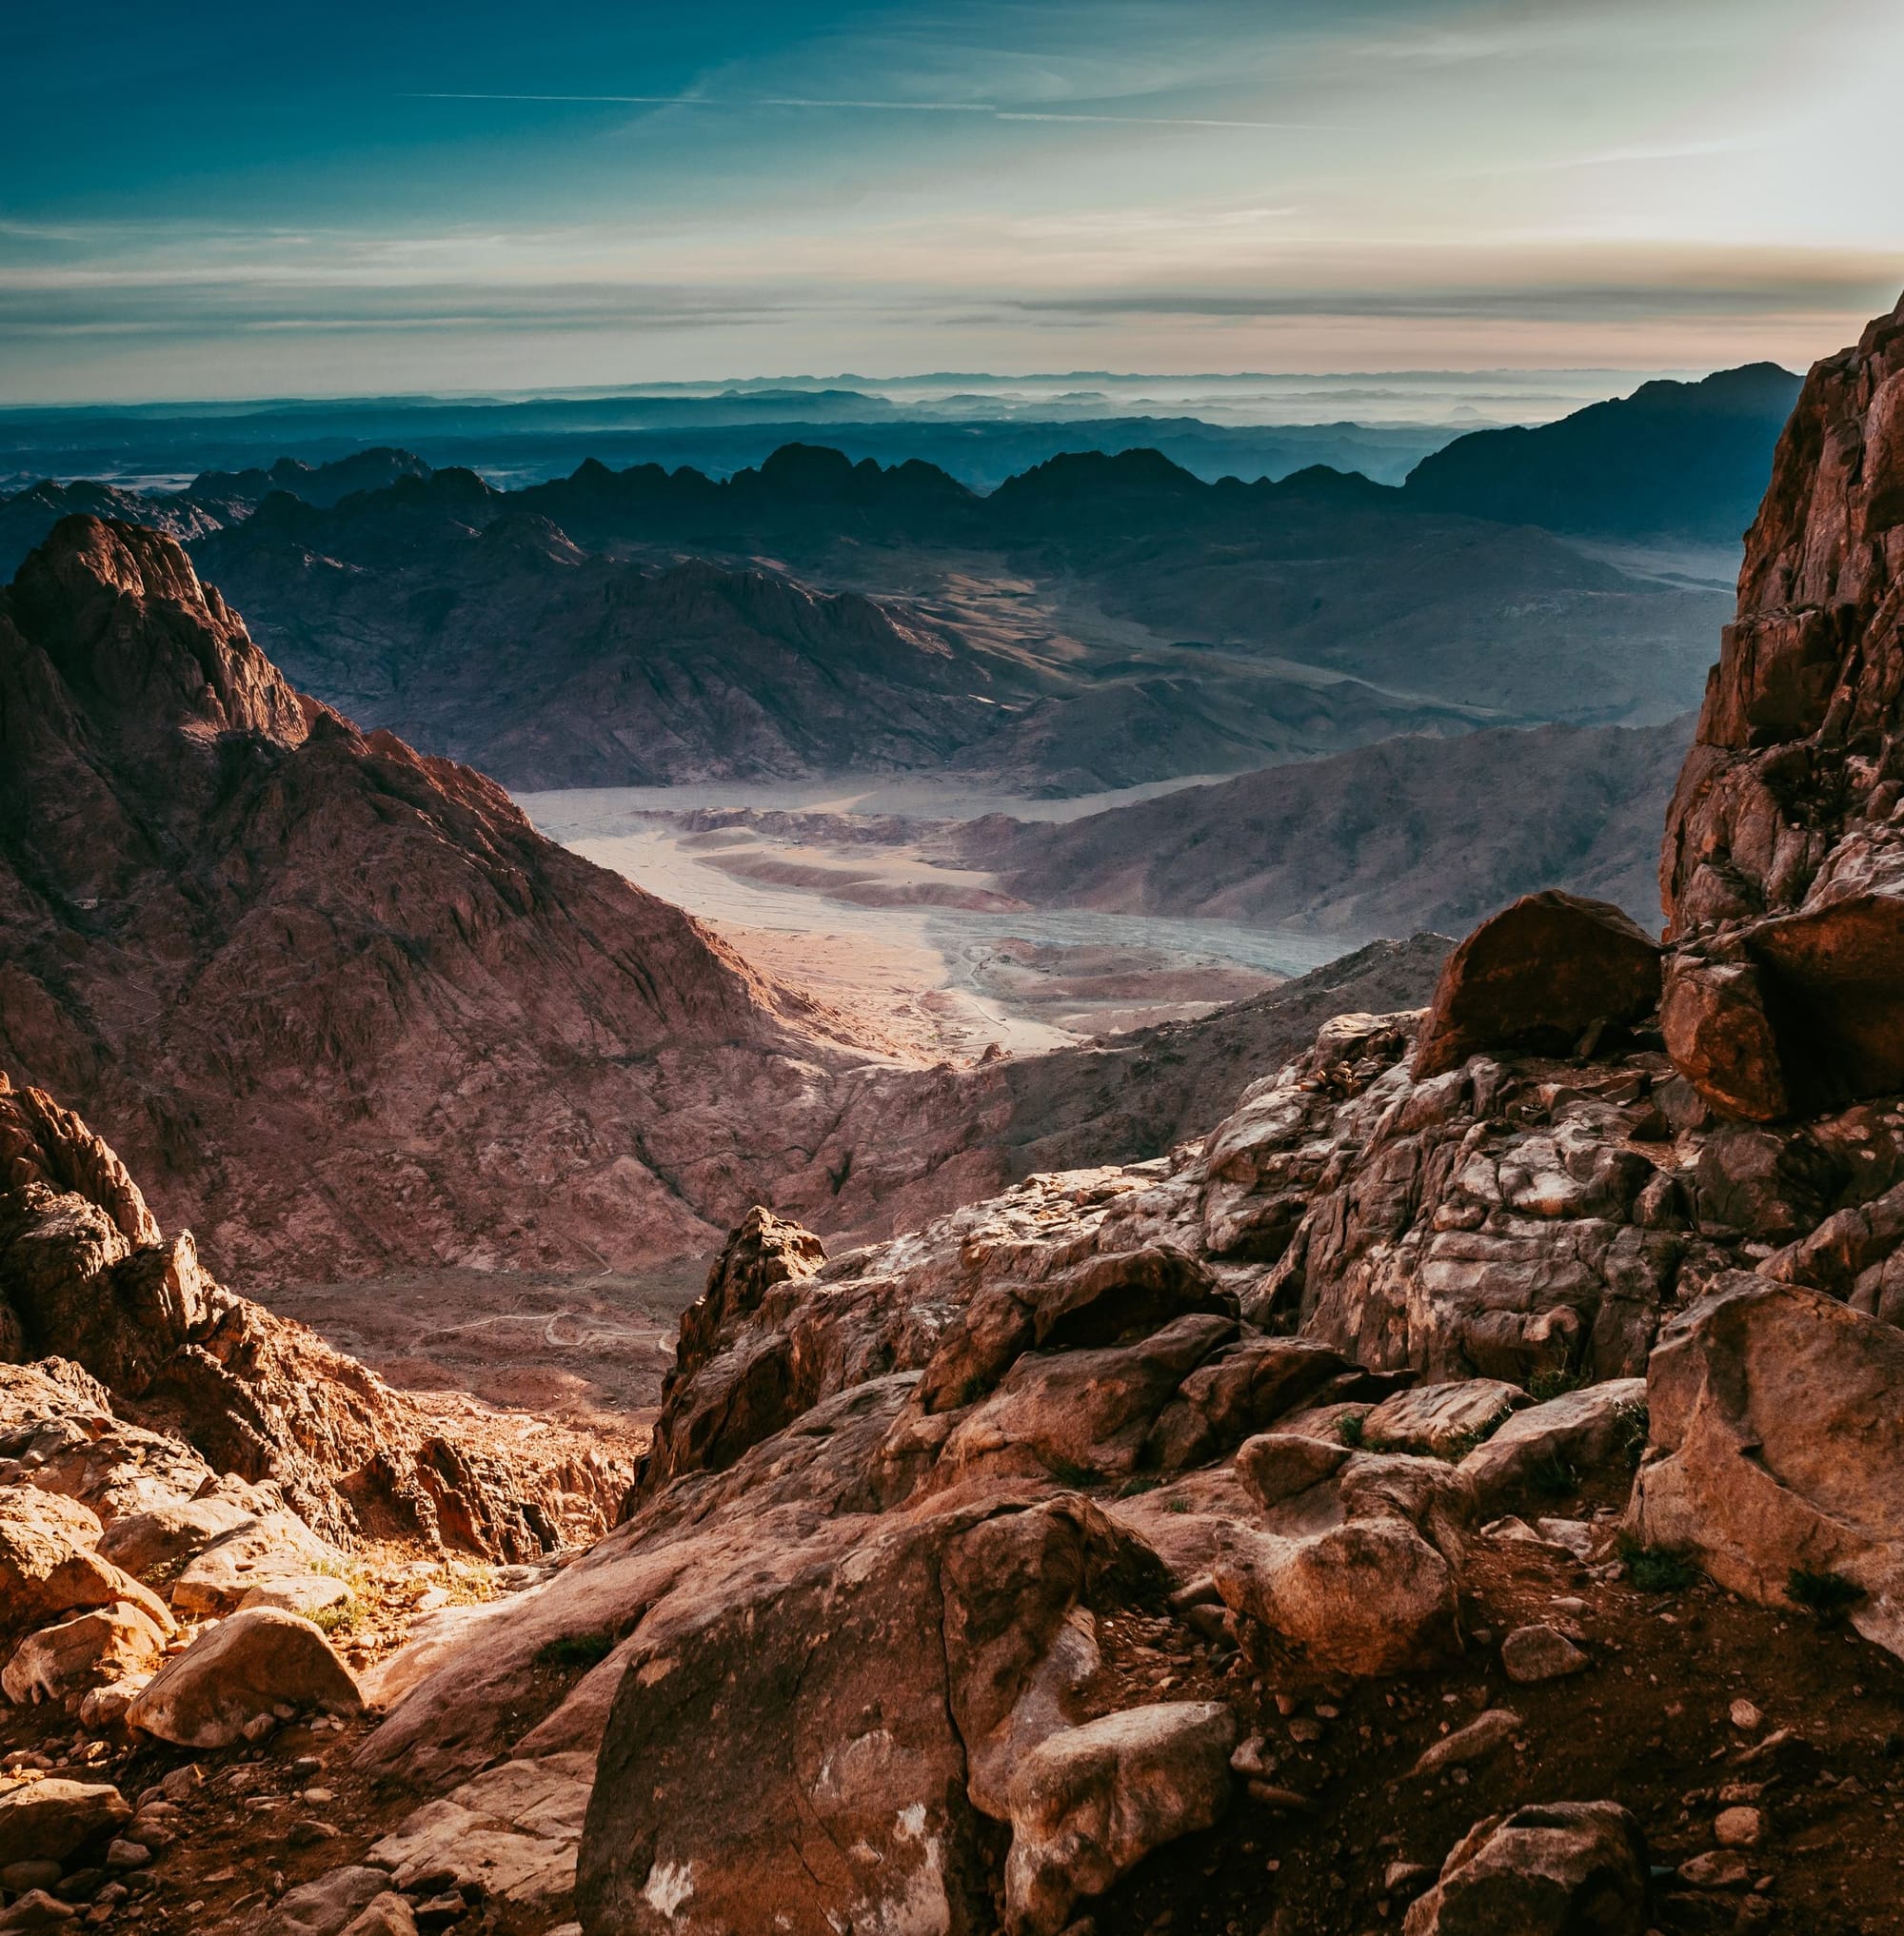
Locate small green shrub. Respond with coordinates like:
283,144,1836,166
1527,1453,1578,1500
1439,1429,1485,1464
1336,1413,1366,1450
536,1631,616,1671
313,1602,355,1637
1787,1568,1866,1624
1117,1474,1164,1499
1529,1366,1587,1404
1617,1535,1697,1592
1614,1401,1651,1468
1164,1497,1191,1515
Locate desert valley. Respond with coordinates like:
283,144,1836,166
7,9,1904,1935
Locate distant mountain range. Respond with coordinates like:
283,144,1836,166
170,443,1725,791
1402,363,1801,543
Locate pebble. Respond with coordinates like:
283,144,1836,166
1730,1699,1764,1731
1286,1718,1324,1745
103,1842,149,1871
1500,1624,1591,1683
1679,1848,1750,1887
1716,1806,1765,1848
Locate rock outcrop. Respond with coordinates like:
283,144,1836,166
1661,292,1904,1117
2,1072,624,1551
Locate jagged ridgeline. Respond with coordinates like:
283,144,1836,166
4,301,1904,1934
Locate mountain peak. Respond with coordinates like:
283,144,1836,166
8,515,308,745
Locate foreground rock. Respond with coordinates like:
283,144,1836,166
1403,1801,1650,1934
1003,1702,1235,1934
0,1780,130,1867
126,1607,362,1748
1628,1275,1904,1652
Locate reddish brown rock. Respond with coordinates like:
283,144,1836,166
1413,892,1662,1080
1658,293,1904,1117
1658,955,1792,1121
1,1074,625,1553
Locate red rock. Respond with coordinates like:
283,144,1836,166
1412,891,1662,1079
1658,955,1792,1121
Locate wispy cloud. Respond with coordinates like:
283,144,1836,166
405,91,1334,131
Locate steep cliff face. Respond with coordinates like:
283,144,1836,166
1659,292,1904,1119
1664,295,1904,932
0,516,871,1278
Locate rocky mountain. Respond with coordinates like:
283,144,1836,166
0,514,890,1280
193,444,1727,793
1404,363,1803,543
6,297,1904,1936
196,504,1047,789
0,452,434,579
966,716,1693,938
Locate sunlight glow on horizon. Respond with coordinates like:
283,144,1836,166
4,0,1901,402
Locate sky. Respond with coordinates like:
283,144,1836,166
4,0,1901,402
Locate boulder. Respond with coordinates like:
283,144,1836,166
1660,956,1792,1122
1361,1380,1527,1456
1750,892,1904,1100
367,1753,590,1921
0,1779,130,1867
1002,1702,1236,1936
1401,1801,1650,1935
168,1509,347,1617
1213,1514,1458,1677
93,1492,258,1580
0,1891,74,1931
0,1490,170,1640
1413,893,1662,1080
2,1602,168,1708
126,1606,362,1748
1627,1277,1904,1655
576,1496,1165,1936
257,1866,394,1936
1458,1378,1647,1512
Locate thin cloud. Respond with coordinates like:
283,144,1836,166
406,91,1333,130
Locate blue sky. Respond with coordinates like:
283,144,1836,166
4,0,1900,400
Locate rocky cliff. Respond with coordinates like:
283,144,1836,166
1660,291,1904,1120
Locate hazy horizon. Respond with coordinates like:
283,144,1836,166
7,0,1902,404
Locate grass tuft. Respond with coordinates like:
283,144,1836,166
536,1631,616,1671
1617,1534,1698,1592
1787,1568,1866,1624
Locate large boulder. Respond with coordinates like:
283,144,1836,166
1413,893,1662,1080
2,1601,168,1708
1628,1276,1904,1654
126,1606,362,1747
575,1495,1165,1936
0,1779,130,1867
1002,1702,1236,1936
1402,1801,1650,1934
